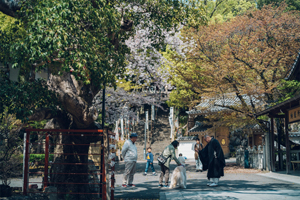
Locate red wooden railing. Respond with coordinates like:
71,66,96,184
23,128,115,200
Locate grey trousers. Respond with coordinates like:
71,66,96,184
123,161,137,185
159,164,170,185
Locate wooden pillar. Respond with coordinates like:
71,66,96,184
270,117,275,172
251,129,254,147
214,127,217,139
265,127,270,171
284,112,290,174
187,114,195,134
277,119,282,170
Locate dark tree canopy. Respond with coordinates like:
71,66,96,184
257,0,300,10
0,0,20,17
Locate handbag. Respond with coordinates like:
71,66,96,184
157,150,171,164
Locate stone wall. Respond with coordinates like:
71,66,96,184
236,145,264,170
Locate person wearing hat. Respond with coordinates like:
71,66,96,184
121,133,138,188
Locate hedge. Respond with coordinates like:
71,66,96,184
19,154,54,163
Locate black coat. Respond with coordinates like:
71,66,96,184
199,138,225,179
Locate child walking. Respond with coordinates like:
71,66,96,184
144,147,157,176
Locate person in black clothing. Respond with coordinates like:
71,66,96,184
198,135,225,187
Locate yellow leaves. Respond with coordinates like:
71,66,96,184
169,4,300,119
116,79,140,91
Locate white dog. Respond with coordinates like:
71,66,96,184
169,156,187,189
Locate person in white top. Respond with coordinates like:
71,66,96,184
178,153,186,165
121,133,138,188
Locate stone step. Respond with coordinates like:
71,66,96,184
133,107,172,160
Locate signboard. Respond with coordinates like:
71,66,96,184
146,111,149,129
221,138,226,145
151,105,155,120
121,118,124,140
169,107,174,139
288,106,300,123
114,120,119,141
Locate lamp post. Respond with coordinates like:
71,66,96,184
144,111,148,160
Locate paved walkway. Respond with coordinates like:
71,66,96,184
113,160,300,199
160,190,300,200
257,170,300,185
159,170,300,200
4,159,300,200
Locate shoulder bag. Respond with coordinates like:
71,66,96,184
157,149,171,164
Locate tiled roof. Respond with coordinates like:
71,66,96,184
187,94,264,115
176,136,198,141
285,51,300,80
188,121,213,133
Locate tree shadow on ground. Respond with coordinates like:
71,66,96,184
114,162,195,174
114,179,300,199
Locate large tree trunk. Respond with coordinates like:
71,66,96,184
45,116,102,199
39,71,103,200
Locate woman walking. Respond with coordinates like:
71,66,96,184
158,140,182,188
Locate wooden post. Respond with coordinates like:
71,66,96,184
23,131,30,195
277,119,282,170
271,117,275,172
43,133,49,189
284,112,291,174
104,127,110,200
265,122,270,171
101,85,107,199
251,129,254,147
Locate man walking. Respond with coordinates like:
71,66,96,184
198,135,225,187
192,138,203,172
121,133,138,188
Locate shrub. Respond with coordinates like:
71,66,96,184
116,140,125,150
29,154,54,164
0,112,23,185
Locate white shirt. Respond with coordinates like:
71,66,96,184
178,156,186,165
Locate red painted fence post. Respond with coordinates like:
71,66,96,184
23,131,30,195
43,133,49,189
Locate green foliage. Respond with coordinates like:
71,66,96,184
0,11,15,31
164,1,257,109
0,0,207,123
204,0,256,23
257,0,300,11
163,46,201,108
277,80,300,102
28,120,48,129
0,111,23,185
116,140,125,150
0,12,24,63
2,0,203,87
179,115,188,127
97,113,110,127
0,79,59,121
29,154,54,163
